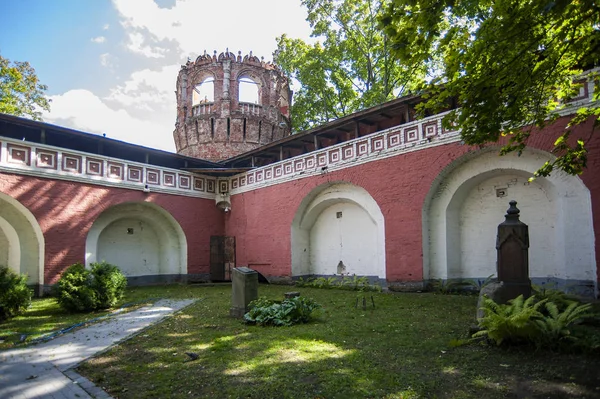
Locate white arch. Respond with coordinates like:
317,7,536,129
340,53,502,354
0,216,21,272
0,193,44,288
291,182,386,278
85,202,188,277
423,147,596,293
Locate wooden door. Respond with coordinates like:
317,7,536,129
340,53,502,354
210,236,236,281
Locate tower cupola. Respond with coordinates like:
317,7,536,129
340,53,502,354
173,50,292,162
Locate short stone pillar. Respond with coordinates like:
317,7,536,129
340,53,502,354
496,200,532,300
476,200,532,321
230,267,258,318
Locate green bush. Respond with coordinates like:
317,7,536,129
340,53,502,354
90,261,127,309
296,275,382,292
55,262,127,312
474,294,595,349
54,263,97,312
244,296,321,326
0,266,32,322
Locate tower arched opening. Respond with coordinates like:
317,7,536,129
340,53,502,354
238,76,260,104
192,77,215,105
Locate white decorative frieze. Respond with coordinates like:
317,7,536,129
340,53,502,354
0,138,216,199
229,111,460,194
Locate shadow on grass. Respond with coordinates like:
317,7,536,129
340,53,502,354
78,286,600,399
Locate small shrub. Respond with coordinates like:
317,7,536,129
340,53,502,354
244,296,321,326
295,274,382,292
54,263,97,312
295,277,309,287
55,262,127,312
0,266,32,322
340,275,381,292
429,279,475,295
90,261,127,309
313,277,338,289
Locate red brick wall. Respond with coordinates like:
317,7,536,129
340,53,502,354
0,174,223,284
1,117,598,286
226,116,600,283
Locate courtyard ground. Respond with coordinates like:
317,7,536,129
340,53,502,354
70,285,600,399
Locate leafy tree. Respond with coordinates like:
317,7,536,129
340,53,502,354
0,55,50,120
274,0,424,132
380,0,600,176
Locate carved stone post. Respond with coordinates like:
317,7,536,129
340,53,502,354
496,200,531,299
476,200,532,321
221,60,231,117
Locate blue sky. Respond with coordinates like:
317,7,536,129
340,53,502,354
0,0,312,151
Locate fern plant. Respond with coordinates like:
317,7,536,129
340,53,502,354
475,294,597,349
474,295,547,346
534,301,594,346
532,284,579,312
313,277,338,289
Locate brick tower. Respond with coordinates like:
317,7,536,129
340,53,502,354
173,50,292,162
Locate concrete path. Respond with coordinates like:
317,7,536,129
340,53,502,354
0,299,197,399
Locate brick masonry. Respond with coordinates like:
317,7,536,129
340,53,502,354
0,173,223,284
225,116,600,284
173,51,292,161
0,114,598,288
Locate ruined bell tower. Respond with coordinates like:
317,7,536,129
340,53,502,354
173,50,292,162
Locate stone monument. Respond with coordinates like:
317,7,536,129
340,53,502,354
230,266,258,318
477,200,532,319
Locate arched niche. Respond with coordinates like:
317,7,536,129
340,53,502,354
85,202,187,280
0,193,44,289
193,76,215,105
291,182,386,279
423,147,596,295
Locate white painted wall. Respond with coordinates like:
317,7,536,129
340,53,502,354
0,215,21,273
0,225,9,267
309,201,379,276
425,148,596,285
86,202,187,277
291,182,386,278
0,194,43,285
97,218,161,277
452,173,557,278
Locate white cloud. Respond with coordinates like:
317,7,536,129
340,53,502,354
91,36,106,43
126,31,166,59
43,89,175,151
99,53,117,69
41,1,314,154
111,0,313,61
107,64,179,110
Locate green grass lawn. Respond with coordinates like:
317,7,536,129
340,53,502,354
69,285,600,399
0,284,205,350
